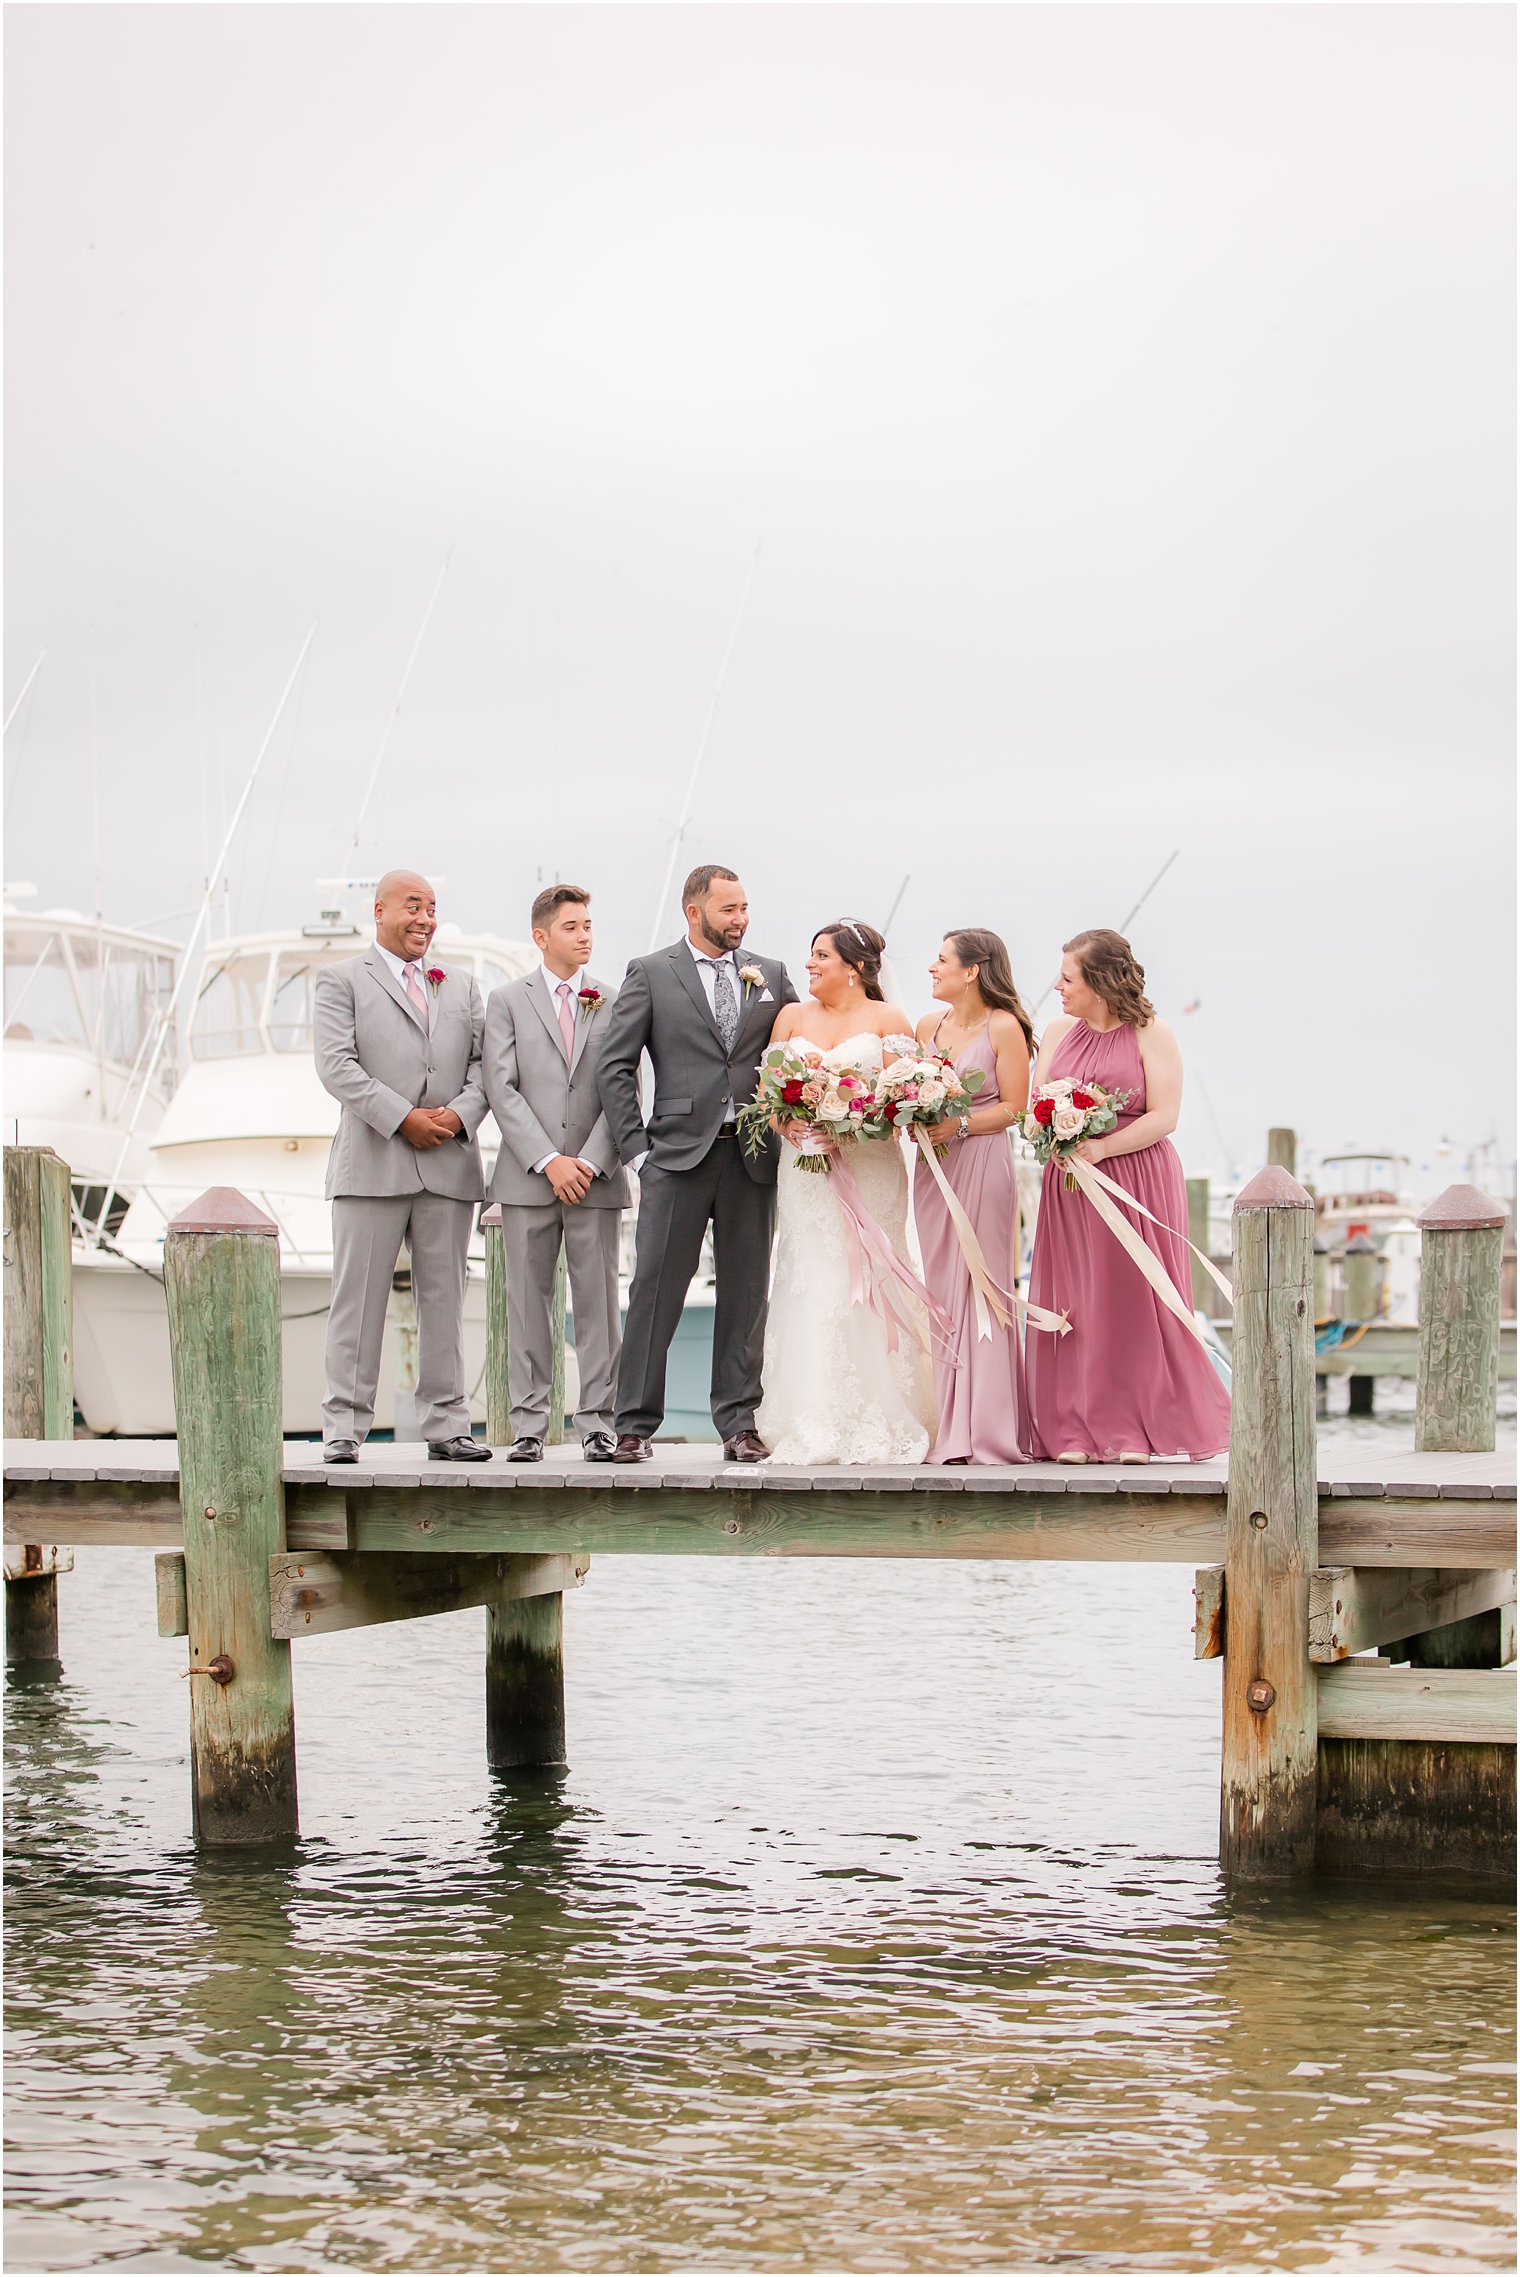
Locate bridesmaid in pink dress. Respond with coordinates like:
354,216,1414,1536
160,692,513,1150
912,930,1036,1464
1023,928,1229,1463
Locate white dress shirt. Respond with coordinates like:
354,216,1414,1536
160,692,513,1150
374,936,432,1027
687,939,740,1120
532,964,599,1181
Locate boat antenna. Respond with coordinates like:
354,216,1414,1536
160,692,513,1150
97,624,319,1220
2,650,46,738
881,874,911,935
647,541,762,952
1032,847,1180,1014
340,552,452,874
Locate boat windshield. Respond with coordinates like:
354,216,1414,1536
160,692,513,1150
190,946,532,1058
4,923,177,1070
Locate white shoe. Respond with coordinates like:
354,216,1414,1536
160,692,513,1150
1055,1451,1089,1465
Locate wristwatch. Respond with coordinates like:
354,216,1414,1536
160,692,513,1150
958,1115,971,1142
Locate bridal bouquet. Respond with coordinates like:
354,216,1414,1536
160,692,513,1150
1021,1077,1131,1190
738,1041,875,1174
858,1042,985,1146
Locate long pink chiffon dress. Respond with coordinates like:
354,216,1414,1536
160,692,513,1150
913,1021,1029,1464
1023,1019,1229,1461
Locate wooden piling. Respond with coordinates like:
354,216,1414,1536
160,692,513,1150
163,1188,298,1845
4,1147,72,1667
1266,1128,1297,1177
1186,1176,1210,1312
1220,1164,1318,1880
1404,1185,1511,1669
1415,1186,1506,1456
480,1206,568,1767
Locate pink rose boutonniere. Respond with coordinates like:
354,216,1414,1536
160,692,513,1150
738,963,765,1001
425,966,447,995
577,986,603,1022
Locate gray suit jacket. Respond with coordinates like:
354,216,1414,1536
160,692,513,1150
315,947,488,1202
483,971,631,1210
597,942,798,1184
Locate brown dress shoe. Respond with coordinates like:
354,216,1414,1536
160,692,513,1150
723,1429,770,1463
612,1433,651,1463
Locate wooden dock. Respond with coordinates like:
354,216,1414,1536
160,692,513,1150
4,1148,1515,1877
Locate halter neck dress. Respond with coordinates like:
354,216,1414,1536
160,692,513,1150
1023,1020,1229,1461
912,1018,1029,1464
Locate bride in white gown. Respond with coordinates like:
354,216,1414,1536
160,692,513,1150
755,920,936,1465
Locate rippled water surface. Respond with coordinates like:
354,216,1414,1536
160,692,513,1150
6,1394,1515,2272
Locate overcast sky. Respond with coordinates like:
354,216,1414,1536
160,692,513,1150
4,3,1514,1185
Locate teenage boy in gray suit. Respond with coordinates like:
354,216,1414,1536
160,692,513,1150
314,868,492,1464
482,883,631,1462
598,863,797,1463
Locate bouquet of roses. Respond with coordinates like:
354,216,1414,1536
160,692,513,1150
738,1040,878,1174
858,1039,985,1147
1021,1077,1131,1189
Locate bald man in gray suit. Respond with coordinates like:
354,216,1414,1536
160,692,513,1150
315,869,493,1463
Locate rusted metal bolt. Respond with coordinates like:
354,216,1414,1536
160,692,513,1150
1246,1679,1276,1713
204,1506,217,1520
185,1653,236,1686
724,1518,741,1536
1250,1510,1268,1531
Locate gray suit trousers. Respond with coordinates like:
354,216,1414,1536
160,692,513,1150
324,1192,473,1443
616,1135,775,1443
502,1200,622,1440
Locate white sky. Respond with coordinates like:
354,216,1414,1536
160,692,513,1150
4,2,1514,1185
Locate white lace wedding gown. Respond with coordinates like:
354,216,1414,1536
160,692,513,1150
755,1033,936,1465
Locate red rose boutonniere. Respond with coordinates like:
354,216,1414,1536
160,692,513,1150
425,966,447,995
577,986,603,1022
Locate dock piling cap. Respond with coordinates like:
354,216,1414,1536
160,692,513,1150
169,1188,279,1237
1417,1182,1508,1233
1233,1165,1313,1211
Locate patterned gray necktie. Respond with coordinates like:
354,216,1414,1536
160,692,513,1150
710,956,739,1049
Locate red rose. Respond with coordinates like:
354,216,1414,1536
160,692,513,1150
1071,1088,1095,1110
425,967,446,986
578,988,600,1004
882,1100,898,1122
781,1079,806,1104
1032,1096,1055,1126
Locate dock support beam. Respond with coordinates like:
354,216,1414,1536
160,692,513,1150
4,1147,72,1670
481,1206,568,1769
164,1188,298,1845
1220,1165,1317,1880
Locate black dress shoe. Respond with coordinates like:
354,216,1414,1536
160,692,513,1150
612,1434,651,1463
427,1436,493,1462
723,1429,770,1463
581,1431,617,1462
323,1438,359,1465
507,1436,543,1462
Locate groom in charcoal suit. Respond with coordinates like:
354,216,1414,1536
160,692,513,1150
598,863,798,1462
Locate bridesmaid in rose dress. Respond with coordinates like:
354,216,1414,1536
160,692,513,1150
1023,928,1228,1463
912,930,1036,1464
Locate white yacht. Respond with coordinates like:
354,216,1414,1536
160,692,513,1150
70,898,537,1435
3,894,179,1234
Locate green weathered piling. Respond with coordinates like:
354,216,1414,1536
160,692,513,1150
1220,1165,1318,1881
480,1205,568,1766
4,1146,73,1667
1186,1176,1210,1312
163,1188,297,1845
1266,1128,1297,1177
1406,1184,1511,1668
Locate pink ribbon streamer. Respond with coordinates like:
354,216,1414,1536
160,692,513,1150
827,1152,958,1359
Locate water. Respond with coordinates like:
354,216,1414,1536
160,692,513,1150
6,1387,1515,2272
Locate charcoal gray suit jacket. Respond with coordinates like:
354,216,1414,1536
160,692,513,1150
597,941,798,1184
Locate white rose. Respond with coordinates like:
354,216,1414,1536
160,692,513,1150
1052,1106,1085,1140
818,1089,847,1121
918,1078,946,1108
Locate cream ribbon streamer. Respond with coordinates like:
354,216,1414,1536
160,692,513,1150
914,1129,1071,1342
1063,1155,1232,1348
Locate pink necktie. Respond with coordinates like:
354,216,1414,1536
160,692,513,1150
404,962,429,1023
556,981,576,1060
